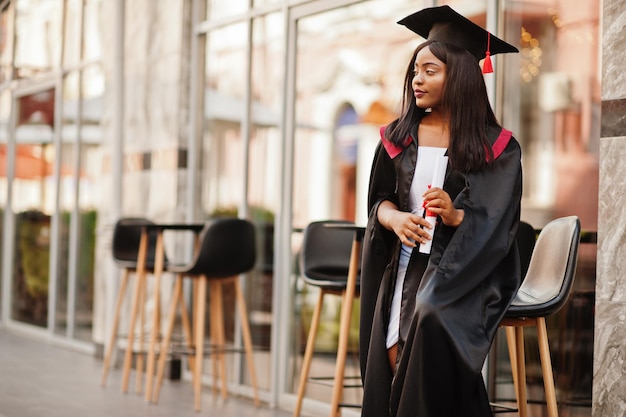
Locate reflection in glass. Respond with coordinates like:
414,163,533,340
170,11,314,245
55,72,79,336
0,3,15,83
206,0,247,20
202,22,247,216
54,66,101,340
289,0,424,406
0,90,9,311
83,0,103,63
6,0,101,340
63,0,81,67
0,89,10,141
11,89,56,327
14,0,62,78
252,0,281,7
201,21,253,390
235,12,285,392
492,2,600,415
248,13,282,218
74,65,103,341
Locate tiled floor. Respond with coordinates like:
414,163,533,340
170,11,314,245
0,328,291,417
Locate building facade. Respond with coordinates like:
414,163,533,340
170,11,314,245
0,0,621,416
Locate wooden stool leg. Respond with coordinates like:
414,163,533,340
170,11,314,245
145,232,165,402
152,277,182,403
330,238,360,417
330,290,352,417
293,290,326,417
178,277,195,381
193,279,203,388
122,230,148,393
211,280,228,399
101,269,130,387
194,276,208,412
121,271,141,393
208,286,219,398
537,317,559,417
504,326,519,407
515,326,528,417
136,275,146,394
234,278,260,406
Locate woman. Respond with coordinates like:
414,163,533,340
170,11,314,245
359,6,522,417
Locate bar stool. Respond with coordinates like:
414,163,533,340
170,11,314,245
100,218,167,392
500,216,581,417
150,217,259,411
293,220,362,417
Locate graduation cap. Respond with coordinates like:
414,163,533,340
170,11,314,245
398,5,518,74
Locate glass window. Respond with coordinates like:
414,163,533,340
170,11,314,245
292,0,420,228
11,88,56,327
0,2,15,83
252,0,281,8
248,13,282,217
74,64,103,341
237,11,285,391
201,20,255,389
492,2,600,416
54,71,80,336
14,0,62,78
0,89,10,312
54,64,102,340
206,0,247,20
63,0,81,67
5,0,102,340
288,0,425,406
82,0,103,63
0,89,9,161
202,22,247,216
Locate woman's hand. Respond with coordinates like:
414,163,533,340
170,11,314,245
422,187,464,227
377,201,433,247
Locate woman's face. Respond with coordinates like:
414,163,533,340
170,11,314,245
412,45,447,110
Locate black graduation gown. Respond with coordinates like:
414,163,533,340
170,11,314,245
359,123,523,417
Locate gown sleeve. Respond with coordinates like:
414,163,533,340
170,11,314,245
359,135,400,379
422,134,522,315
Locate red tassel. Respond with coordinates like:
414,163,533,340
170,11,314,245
482,52,493,74
482,32,493,74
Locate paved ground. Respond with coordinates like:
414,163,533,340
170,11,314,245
0,328,291,417
0,326,593,417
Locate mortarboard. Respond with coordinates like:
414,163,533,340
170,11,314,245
397,5,518,73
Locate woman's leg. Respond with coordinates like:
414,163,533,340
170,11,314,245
388,344,398,373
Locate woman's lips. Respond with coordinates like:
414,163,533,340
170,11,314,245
415,90,425,98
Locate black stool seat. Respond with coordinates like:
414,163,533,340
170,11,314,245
151,217,260,412
300,220,361,293
293,220,362,417
499,216,581,417
101,217,169,391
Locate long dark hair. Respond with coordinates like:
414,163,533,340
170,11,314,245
385,40,499,172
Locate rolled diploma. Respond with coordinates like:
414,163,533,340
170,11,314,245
419,155,449,254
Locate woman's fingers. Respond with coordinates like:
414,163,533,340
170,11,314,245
400,216,432,246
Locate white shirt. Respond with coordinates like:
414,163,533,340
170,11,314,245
386,146,447,349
